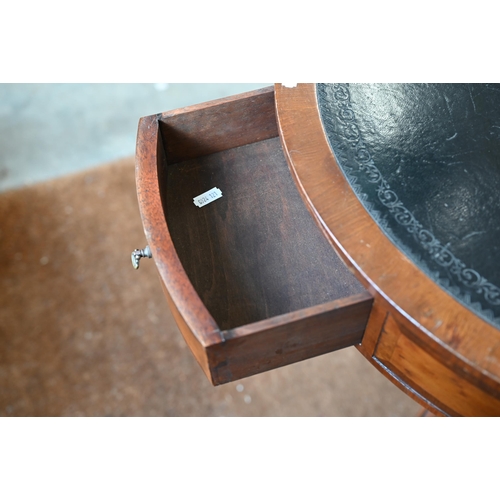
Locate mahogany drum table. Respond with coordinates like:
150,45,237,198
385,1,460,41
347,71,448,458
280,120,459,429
135,84,500,416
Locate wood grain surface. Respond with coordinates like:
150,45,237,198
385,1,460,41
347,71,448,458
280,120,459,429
166,137,367,330
159,86,277,164
136,86,373,385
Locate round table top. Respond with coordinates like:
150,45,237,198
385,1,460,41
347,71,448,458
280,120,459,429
275,83,500,392
316,83,500,328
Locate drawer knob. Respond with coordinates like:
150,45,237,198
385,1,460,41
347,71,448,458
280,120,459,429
131,245,152,270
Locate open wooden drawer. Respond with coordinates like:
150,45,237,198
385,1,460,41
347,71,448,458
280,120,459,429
135,86,373,385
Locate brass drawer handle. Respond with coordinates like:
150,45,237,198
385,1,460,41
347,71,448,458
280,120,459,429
131,245,152,270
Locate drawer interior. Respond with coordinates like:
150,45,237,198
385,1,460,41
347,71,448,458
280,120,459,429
159,92,367,331
136,86,373,384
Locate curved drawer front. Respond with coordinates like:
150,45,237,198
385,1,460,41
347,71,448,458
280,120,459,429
136,87,372,385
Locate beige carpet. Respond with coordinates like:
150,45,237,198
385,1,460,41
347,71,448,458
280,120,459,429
0,158,422,416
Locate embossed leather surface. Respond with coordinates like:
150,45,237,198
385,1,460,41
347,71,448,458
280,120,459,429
317,83,500,326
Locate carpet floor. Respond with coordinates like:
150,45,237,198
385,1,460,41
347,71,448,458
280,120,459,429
0,158,422,416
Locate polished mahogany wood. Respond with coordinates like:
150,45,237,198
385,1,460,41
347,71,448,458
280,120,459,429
275,83,500,416
159,86,279,164
136,87,372,385
166,137,366,330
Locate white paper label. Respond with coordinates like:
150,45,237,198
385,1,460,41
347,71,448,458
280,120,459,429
193,187,223,208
